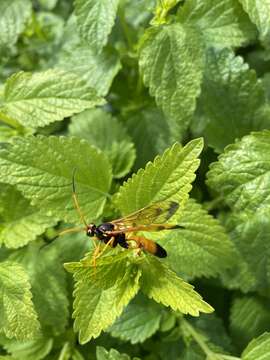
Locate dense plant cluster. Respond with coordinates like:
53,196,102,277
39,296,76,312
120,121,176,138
0,0,270,359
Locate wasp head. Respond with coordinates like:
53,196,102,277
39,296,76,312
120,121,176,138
86,224,96,237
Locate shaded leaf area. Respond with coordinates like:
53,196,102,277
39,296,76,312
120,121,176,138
230,296,270,351
0,235,90,359
177,0,257,47
239,0,270,42
1,337,53,360
207,131,270,213
125,107,172,170
220,209,270,294
139,24,204,138
179,315,234,358
0,234,90,353
69,109,135,179
0,261,40,341
0,0,31,53
115,139,203,218
194,48,269,152
96,346,140,360
242,332,270,360
74,0,119,52
0,70,104,129
158,198,236,279
56,15,121,97
108,294,162,344
124,0,155,30
6,243,69,337
0,136,112,223
0,184,56,248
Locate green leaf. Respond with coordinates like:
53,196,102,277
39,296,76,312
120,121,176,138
65,252,142,344
159,198,236,279
0,136,112,223
2,336,53,360
108,294,162,344
124,0,156,29
0,184,56,249
192,314,233,353
207,131,270,213
239,0,270,42
126,106,171,170
0,125,19,143
9,243,70,336
0,70,104,129
0,0,31,52
56,45,121,97
225,210,270,291
230,296,270,350
115,139,203,217
221,252,257,294
0,261,40,340
37,0,58,10
198,48,268,153
139,24,204,137
242,332,270,360
69,109,135,178
74,0,119,52
177,0,257,47
140,255,214,316
96,346,138,360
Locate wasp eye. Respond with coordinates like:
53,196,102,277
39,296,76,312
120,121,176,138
87,229,93,237
86,224,96,237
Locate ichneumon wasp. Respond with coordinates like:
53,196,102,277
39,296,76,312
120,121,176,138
60,169,184,264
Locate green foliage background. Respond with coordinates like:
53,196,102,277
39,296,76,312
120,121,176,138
0,0,270,359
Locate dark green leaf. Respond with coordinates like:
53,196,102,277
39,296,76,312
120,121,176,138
198,48,269,153
139,24,204,137
207,131,270,213
108,294,162,344
69,109,135,178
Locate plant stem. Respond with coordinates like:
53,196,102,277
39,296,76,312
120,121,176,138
0,111,24,132
181,320,241,360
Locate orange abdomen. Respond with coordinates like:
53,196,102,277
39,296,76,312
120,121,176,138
134,236,167,258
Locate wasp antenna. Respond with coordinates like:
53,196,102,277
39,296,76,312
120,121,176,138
72,167,77,193
71,168,88,228
58,226,85,237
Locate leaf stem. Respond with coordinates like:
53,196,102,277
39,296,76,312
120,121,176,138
0,111,25,132
216,355,241,360
181,320,241,360
181,319,213,358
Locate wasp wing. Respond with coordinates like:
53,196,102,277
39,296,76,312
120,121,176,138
111,200,179,231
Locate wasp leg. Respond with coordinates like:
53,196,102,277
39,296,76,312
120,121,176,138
92,243,101,272
91,237,98,249
95,237,115,260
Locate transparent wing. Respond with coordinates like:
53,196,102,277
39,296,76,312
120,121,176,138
111,200,179,230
